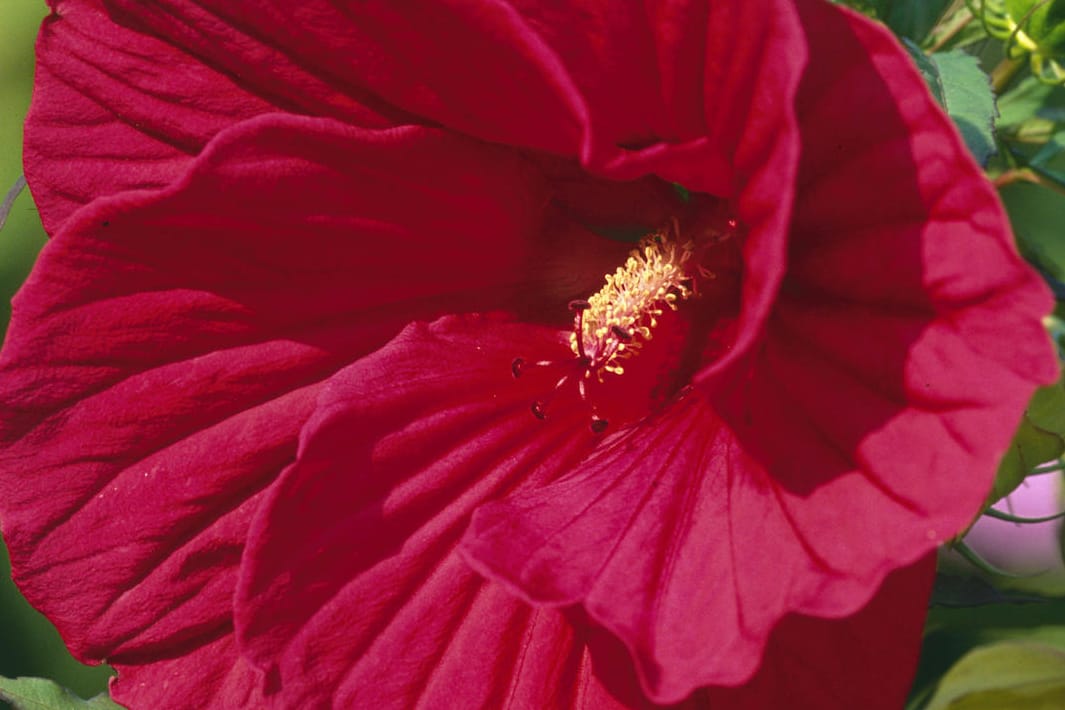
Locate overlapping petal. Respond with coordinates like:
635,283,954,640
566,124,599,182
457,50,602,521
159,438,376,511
462,394,779,701
29,0,805,234
236,315,595,706
706,556,936,710
229,316,696,706
460,392,939,703
112,633,264,709
7,0,1056,707
24,0,420,232
26,0,808,430
53,0,799,157
238,315,938,707
710,0,1057,575
26,0,582,232
0,116,623,704
457,0,1056,701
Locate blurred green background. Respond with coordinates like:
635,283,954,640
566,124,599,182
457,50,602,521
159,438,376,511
0,0,113,699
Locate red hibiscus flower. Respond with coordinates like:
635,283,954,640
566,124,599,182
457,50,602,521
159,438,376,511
0,0,1055,708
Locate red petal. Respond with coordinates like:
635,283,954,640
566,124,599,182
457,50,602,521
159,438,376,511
706,0,1057,567
0,118,610,700
462,394,937,703
706,556,935,710
529,156,688,239
28,0,588,234
26,0,410,233
41,1,809,202
579,0,805,383
238,313,934,707
29,0,808,390
110,630,264,709
693,0,1055,402
236,315,617,706
464,3,1056,700
461,395,776,701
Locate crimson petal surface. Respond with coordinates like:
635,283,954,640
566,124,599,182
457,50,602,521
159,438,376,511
461,0,1056,701
238,316,601,707
0,117,608,707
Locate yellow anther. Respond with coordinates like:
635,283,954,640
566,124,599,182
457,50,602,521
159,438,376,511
571,225,695,377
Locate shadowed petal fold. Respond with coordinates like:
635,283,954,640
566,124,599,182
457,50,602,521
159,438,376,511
10,0,1057,706
29,0,807,234
240,314,940,708
0,118,614,706
461,390,932,703
708,0,1057,571
460,0,1056,702
25,0,410,231
111,632,265,709
706,556,935,710
463,394,754,701
237,315,610,707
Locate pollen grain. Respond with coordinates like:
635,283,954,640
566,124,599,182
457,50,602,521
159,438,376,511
571,224,695,379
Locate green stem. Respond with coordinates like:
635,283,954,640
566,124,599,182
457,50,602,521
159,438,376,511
953,540,1034,578
991,56,1025,93
928,7,974,53
983,507,1065,523
994,167,1065,198
0,175,26,234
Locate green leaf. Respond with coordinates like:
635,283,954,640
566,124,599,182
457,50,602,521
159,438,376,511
986,370,1065,504
835,0,957,42
924,641,1065,709
831,0,891,18
904,42,999,164
0,677,121,710
1003,181,1065,279
969,0,1065,82
936,50,1001,164
991,409,1065,502
1029,371,1065,432
1005,0,1065,58
925,602,1065,644
906,39,948,104
931,572,1056,608
911,601,1065,706
998,76,1065,132
884,0,953,42
1026,129,1065,187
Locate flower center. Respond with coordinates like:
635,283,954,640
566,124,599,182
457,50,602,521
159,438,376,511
569,221,696,379
513,212,739,433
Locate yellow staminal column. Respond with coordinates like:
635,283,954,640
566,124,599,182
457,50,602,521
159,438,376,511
570,224,696,380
